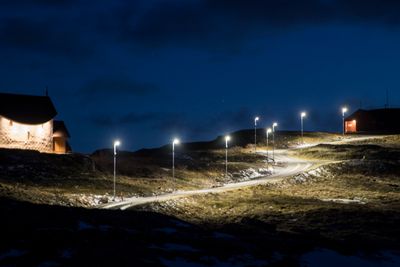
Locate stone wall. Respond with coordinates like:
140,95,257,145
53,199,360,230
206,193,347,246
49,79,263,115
0,116,53,152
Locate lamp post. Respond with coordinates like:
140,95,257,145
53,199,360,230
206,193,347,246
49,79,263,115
172,138,180,179
266,128,272,163
254,116,259,152
113,140,120,200
342,107,348,136
301,112,307,144
225,135,231,178
272,122,278,162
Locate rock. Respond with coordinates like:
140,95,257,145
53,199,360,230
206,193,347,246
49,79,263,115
98,196,109,204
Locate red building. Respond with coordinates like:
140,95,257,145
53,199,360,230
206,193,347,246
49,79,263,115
345,108,400,134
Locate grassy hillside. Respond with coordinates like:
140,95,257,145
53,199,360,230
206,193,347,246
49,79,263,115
293,143,400,161
1,134,399,265
0,131,355,206
0,130,338,206
133,135,400,253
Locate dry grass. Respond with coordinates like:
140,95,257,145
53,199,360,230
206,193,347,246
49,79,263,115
137,158,400,245
346,134,400,147
254,131,342,149
0,145,271,205
293,142,400,161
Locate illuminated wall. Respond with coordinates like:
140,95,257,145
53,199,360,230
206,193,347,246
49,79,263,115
345,120,357,133
0,116,53,152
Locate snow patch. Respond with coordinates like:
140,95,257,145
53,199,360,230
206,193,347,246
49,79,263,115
296,143,315,149
292,166,331,184
170,219,191,228
78,221,94,231
160,255,267,267
151,243,199,252
163,243,199,252
38,261,59,267
301,249,400,267
159,257,205,267
61,249,73,259
321,198,366,205
0,249,27,260
213,231,236,240
155,227,177,234
99,225,112,232
233,168,271,180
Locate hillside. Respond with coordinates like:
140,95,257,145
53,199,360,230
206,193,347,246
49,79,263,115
128,134,400,264
1,134,399,266
91,130,341,177
0,130,339,206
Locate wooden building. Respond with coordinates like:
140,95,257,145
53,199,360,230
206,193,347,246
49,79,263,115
0,92,71,153
345,108,400,134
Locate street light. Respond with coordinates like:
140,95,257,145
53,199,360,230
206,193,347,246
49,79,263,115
254,116,259,152
172,138,180,179
342,107,348,136
266,128,272,163
301,112,307,144
272,122,278,162
225,135,231,178
113,140,121,200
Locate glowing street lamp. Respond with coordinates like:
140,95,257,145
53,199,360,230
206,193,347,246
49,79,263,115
225,135,231,178
272,122,278,162
254,116,260,152
342,107,348,136
301,112,307,144
266,128,272,163
113,140,121,200
172,138,180,179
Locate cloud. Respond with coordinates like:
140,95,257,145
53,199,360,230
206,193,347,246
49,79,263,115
336,0,400,26
0,16,92,59
96,107,254,137
88,108,252,139
79,76,159,98
90,112,163,127
188,107,253,135
0,0,75,9
2,0,400,59
115,0,400,51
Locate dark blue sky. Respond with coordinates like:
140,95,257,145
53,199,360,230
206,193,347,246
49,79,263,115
1,0,400,152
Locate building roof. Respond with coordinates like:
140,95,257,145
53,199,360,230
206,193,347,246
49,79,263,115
345,108,400,133
345,108,400,121
53,120,71,138
0,92,57,124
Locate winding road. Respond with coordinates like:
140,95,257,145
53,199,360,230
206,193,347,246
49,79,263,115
102,148,314,210
102,135,385,210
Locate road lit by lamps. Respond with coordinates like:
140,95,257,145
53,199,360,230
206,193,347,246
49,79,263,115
272,122,278,162
225,135,231,178
172,138,180,179
342,107,348,136
300,112,307,144
266,128,272,163
254,116,260,152
113,140,121,200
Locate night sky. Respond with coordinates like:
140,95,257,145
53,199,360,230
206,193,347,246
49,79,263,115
1,0,400,153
